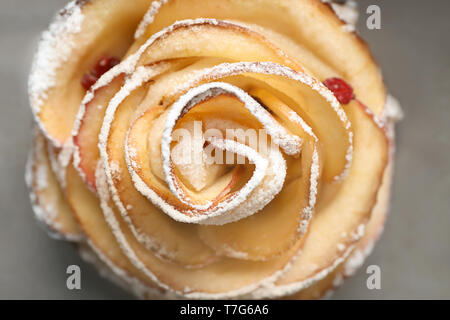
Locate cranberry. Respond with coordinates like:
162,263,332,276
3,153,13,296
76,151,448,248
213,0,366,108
323,77,354,105
92,56,120,78
81,55,120,90
81,73,98,91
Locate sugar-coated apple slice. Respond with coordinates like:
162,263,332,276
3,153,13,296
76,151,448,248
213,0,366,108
73,60,176,192
127,91,293,217
148,60,351,181
132,0,385,114
196,88,322,261
127,106,241,211
197,140,318,261
136,20,301,71
99,67,217,268
29,0,153,145
65,162,158,291
26,131,82,241
286,157,393,299
120,60,348,260
259,100,389,297
94,164,302,297
243,73,352,181
73,74,125,191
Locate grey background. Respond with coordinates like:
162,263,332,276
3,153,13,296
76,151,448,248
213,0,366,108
0,0,449,299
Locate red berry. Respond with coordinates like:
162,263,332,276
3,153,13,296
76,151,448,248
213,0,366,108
81,73,98,90
323,77,354,105
92,56,120,77
81,55,120,90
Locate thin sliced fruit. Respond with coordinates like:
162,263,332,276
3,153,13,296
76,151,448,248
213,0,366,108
102,72,217,267
273,100,389,291
27,132,82,240
133,0,385,114
31,0,154,145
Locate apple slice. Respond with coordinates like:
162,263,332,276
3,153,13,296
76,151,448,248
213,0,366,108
94,164,302,296
66,143,303,297
197,140,317,261
30,0,153,145
127,106,241,211
133,0,385,114
287,157,393,299
73,74,125,191
197,89,322,261
65,162,158,291
99,68,217,268
136,20,302,72
26,132,82,240
73,60,175,192
259,100,389,297
150,61,351,181
244,73,352,181
76,241,173,299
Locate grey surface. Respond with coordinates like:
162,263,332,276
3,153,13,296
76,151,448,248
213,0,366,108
0,0,449,299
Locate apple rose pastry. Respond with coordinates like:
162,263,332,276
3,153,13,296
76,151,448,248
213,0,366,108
27,0,402,299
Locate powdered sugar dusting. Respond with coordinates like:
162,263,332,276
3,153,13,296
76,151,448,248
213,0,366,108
80,241,171,299
96,161,289,299
26,131,83,242
134,0,169,39
95,163,175,295
383,94,404,123
300,146,319,232
252,242,356,299
171,61,353,180
286,110,320,234
322,0,358,33
157,81,297,224
97,66,182,260
109,161,121,179
29,1,84,113
288,110,317,140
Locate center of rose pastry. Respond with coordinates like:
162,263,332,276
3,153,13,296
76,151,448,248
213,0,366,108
142,82,305,225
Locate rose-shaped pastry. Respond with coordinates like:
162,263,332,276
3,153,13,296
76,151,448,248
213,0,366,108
27,0,402,299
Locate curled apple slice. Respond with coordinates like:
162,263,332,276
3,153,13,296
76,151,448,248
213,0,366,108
98,66,217,267
73,60,184,192
133,0,385,114
26,132,82,241
153,61,352,181
127,105,245,217
287,158,393,299
197,140,318,261
65,162,158,292
73,73,125,191
136,20,301,72
197,90,322,261
29,0,154,145
243,72,352,181
254,100,389,298
157,83,299,224
95,162,301,297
